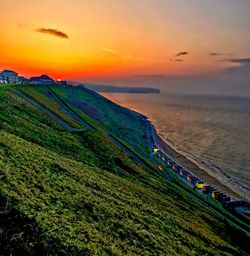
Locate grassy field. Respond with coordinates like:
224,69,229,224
0,85,249,255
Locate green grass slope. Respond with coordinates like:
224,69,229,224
18,85,152,158
0,85,249,255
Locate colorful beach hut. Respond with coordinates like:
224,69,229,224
153,148,159,153
158,165,163,171
196,181,205,189
166,159,172,167
220,196,231,204
179,168,189,178
187,175,192,183
172,164,178,172
169,161,176,170
202,185,212,194
189,176,198,186
211,191,222,200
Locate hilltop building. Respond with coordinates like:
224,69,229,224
56,79,67,85
0,69,30,84
18,76,29,84
0,69,67,85
0,70,18,83
0,76,7,84
29,74,55,85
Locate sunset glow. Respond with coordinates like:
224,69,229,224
1,0,250,83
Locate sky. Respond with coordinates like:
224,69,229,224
1,0,250,93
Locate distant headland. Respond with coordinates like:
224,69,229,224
85,84,160,94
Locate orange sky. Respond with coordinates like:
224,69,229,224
1,0,250,83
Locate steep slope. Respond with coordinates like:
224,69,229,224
18,85,152,159
0,85,249,255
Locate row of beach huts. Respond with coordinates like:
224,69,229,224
153,146,250,214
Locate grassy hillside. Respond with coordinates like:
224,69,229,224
18,85,152,159
0,85,249,255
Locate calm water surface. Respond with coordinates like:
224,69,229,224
103,93,250,200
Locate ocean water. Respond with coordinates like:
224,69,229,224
102,93,250,201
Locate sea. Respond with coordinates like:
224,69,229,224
102,92,250,201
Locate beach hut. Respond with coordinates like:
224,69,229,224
157,150,161,157
216,193,224,201
166,159,171,167
187,175,192,183
153,148,159,153
172,164,178,172
221,196,231,204
158,165,163,171
202,185,212,194
196,181,205,189
177,165,183,172
208,188,217,196
187,173,196,184
184,170,191,179
179,168,185,177
179,168,189,178
211,191,216,199
169,161,176,169
158,151,164,158
211,191,221,200
163,156,169,163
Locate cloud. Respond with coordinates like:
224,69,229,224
102,48,118,55
225,58,250,64
35,28,68,39
209,52,223,56
169,59,184,62
175,51,188,57
223,58,250,76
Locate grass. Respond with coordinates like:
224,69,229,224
0,84,249,255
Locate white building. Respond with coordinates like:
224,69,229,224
0,70,19,83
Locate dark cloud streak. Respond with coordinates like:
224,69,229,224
35,28,69,39
169,59,184,62
223,57,250,75
225,58,250,64
209,53,223,56
175,51,188,57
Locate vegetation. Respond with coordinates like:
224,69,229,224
0,85,249,255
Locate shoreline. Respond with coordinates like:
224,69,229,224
153,125,247,201
101,92,249,202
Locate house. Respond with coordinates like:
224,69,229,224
18,76,29,84
56,79,67,85
0,70,19,83
29,74,55,85
0,76,8,84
